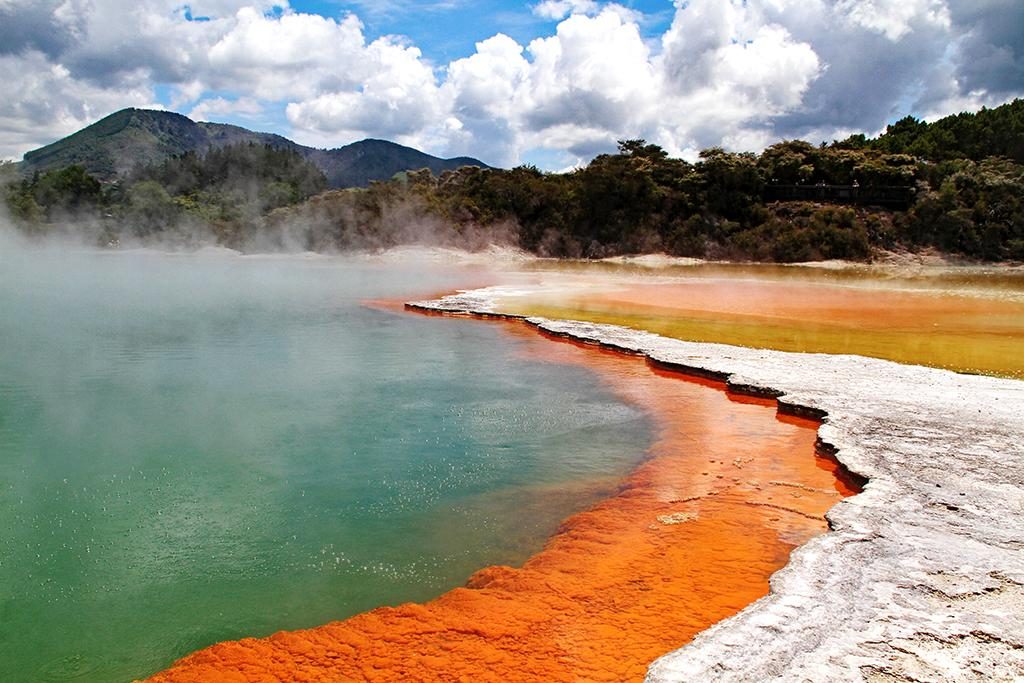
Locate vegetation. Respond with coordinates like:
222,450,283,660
4,100,1023,261
840,100,1024,162
18,108,488,189
5,144,327,247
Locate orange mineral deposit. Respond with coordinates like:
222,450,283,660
504,276,1024,379
145,315,859,683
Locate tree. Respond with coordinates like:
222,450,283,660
32,165,102,218
696,147,764,222
123,180,180,236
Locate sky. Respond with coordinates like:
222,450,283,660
0,0,1022,170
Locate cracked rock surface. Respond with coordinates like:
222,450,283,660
408,290,1024,683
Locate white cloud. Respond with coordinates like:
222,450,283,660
531,0,640,24
188,96,262,121
659,1,821,127
712,24,821,111
0,51,159,159
836,0,950,41
206,8,369,100
441,34,530,163
476,2,821,162
284,37,445,148
0,0,1020,168
755,0,962,140
532,0,600,21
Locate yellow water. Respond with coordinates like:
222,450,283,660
497,263,1024,379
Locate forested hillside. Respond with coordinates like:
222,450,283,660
17,108,488,188
4,100,1022,261
3,144,327,246
264,100,1024,261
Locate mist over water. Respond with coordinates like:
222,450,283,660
0,238,652,682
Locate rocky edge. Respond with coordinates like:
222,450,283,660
407,287,1024,683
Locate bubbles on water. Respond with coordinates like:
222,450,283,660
36,654,100,681
0,253,658,682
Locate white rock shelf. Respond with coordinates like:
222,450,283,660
407,290,1024,683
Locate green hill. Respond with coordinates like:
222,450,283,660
20,108,488,188
837,99,1024,162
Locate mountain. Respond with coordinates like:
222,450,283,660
305,139,486,189
19,108,489,188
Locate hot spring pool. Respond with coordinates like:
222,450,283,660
0,248,653,682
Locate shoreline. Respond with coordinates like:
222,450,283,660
142,292,855,682
407,289,1024,681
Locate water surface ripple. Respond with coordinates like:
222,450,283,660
0,249,652,683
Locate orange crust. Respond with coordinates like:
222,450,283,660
144,315,856,683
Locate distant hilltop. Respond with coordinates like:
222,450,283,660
19,108,489,189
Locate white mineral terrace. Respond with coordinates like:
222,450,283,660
407,287,1024,683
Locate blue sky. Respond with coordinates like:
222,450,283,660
0,0,1021,168
293,0,553,60
284,0,676,62
166,0,681,166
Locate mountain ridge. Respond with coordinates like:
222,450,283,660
19,108,489,189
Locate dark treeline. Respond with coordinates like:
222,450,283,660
841,99,1024,162
268,100,1023,261
4,100,1023,261
2,143,326,247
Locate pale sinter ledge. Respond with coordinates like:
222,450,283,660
407,290,1024,683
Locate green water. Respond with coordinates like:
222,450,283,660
0,247,652,682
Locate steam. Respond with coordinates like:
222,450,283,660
255,193,519,255
1,190,519,257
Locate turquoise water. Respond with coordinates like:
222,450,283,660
0,247,652,682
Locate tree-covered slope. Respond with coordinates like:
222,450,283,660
6,101,1021,261
22,109,209,178
839,98,1024,162
307,139,486,189
19,108,488,188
